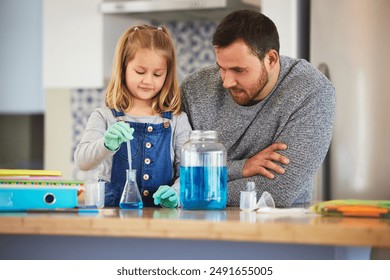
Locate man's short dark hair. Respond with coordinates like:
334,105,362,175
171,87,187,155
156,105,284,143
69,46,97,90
213,9,280,60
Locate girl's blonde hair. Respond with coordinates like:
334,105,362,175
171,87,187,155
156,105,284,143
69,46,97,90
105,25,181,115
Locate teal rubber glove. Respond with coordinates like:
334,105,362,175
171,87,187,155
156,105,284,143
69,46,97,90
153,185,178,208
104,122,134,151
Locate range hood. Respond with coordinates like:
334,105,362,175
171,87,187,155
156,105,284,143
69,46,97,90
100,0,260,20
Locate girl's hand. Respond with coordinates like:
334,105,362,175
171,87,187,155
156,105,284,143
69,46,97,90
153,185,178,208
104,122,134,151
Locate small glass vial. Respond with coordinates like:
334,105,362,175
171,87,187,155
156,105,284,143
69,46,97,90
180,130,227,210
240,182,257,211
119,169,143,209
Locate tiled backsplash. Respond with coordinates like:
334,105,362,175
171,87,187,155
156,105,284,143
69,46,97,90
158,20,218,80
72,20,217,180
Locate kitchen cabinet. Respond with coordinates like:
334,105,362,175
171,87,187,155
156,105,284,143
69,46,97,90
43,0,103,88
0,0,43,113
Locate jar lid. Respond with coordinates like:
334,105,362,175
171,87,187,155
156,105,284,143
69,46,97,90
190,130,218,141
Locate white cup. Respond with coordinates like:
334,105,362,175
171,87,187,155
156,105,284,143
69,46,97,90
84,181,105,208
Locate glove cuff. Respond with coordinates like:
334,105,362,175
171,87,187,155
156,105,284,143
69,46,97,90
104,142,119,151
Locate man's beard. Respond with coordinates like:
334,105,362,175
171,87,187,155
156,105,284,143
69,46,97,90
229,63,269,106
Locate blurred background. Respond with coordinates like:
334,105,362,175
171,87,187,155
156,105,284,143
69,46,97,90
1,0,389,202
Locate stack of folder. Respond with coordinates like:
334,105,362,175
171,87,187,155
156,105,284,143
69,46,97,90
311,199,390,219
0,169,82,211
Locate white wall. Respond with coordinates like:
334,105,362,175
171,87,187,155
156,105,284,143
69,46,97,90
261,0,300,58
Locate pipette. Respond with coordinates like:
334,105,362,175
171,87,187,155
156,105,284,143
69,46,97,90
126,140,132,170
126,124,132,170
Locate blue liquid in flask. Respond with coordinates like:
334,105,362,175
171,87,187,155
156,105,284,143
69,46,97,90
180,166,227,210
119,169,143,209
119,201,143,209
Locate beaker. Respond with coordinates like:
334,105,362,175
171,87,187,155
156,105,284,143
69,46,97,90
84,181,105,208
119,169,143,209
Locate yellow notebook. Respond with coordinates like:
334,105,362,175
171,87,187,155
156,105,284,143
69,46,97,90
0,169,62,177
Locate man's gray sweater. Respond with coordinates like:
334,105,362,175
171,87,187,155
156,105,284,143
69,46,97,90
180,56,336,207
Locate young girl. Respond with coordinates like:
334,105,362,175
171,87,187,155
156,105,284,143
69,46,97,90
74,25,192,208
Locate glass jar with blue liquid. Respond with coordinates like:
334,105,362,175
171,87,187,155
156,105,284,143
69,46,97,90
180,130,227,210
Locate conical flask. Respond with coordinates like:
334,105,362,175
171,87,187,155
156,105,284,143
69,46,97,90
119,169,143,209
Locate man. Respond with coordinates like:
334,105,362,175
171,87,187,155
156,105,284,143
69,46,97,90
180,10,336,207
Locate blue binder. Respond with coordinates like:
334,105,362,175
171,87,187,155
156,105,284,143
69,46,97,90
0,187,78,211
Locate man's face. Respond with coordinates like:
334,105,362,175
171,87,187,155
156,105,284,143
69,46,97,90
215,40,269,106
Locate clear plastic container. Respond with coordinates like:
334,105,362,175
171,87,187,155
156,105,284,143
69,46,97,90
84,181,105,208
180,130,227,210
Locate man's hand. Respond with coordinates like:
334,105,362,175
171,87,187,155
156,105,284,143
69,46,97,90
243,143,289,179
